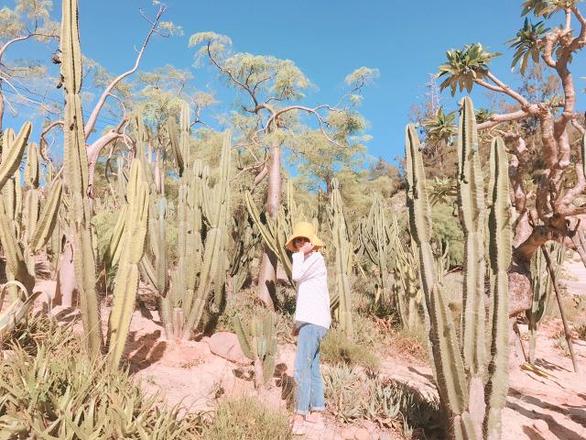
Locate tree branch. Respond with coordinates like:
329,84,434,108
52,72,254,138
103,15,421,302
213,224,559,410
84,5,165,139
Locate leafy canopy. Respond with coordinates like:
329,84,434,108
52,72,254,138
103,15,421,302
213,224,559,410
437,43,500,95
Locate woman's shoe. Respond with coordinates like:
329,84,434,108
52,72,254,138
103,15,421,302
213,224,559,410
291,419,306,435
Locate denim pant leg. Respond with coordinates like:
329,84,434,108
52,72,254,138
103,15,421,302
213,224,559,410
294,324,321,415
309,335,326,411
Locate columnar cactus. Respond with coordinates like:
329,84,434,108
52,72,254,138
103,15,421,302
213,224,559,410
107,159,149,368
234,311,278,388
330,178,353,339
405,96,511,439
60,0,102,357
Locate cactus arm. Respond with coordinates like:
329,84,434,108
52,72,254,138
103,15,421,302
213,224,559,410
104,204,127,269
457,97,487,376
234,316,254,359
107,159,149,368
0,123,32,191
0,203,35,294
483,137,511,439
0,283,41,338
330,178,353,338
30,178,62,252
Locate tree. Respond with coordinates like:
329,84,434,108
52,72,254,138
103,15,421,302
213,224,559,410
437,1,586,317
50,3,173,308
0,0,59,134
189,32,375,308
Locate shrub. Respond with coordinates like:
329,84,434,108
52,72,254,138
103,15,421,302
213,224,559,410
217,288,294,344
323,365,440,434
320,327,379,370
0,317,204,439
431,202,464,267
575,321,586,340
201,396,291,440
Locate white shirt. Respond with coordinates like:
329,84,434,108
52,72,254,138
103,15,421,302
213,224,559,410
292,251,331,329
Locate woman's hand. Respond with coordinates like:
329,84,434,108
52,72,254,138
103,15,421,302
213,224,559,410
299,242,314,255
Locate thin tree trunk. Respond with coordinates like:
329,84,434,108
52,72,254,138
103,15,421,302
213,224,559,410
55,238,76,308
257,144,281,309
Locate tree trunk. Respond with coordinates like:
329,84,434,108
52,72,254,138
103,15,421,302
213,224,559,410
55,238,77,308
257,144,281,309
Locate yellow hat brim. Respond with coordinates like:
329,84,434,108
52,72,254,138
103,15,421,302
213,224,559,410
285,234,324,252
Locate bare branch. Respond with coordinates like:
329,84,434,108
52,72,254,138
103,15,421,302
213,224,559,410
84,5,166,139
484,72,531,107
477,109,531,130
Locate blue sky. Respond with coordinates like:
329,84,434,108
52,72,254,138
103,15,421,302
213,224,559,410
6,0,586,165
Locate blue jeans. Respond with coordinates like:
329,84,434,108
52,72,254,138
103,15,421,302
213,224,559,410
294,323,328,415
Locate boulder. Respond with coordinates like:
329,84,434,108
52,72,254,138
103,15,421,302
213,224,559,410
208,332,251,364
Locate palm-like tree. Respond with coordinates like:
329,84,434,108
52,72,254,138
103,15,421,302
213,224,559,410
509,18,549,75
437,44,501,95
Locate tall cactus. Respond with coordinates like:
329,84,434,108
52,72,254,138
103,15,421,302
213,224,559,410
484,136,511,439
458,97,487,383
330,178,353,339
107,159,149,369
60,0,102,357
405,96,511,439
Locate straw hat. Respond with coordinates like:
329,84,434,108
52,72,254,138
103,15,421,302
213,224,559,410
285,221,325,252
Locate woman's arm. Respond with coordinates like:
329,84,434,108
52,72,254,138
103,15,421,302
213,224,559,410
291,252,320,283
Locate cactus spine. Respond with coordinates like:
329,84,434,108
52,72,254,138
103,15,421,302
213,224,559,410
405,96,511,439
61,0,102,357
107,159,149,368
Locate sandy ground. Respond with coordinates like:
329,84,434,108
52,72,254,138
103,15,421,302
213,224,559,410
21,258,586,440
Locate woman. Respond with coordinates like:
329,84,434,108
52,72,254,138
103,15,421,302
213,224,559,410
285,221,331,435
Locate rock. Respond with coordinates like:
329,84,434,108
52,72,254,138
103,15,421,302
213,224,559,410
341,426,356,439
354,428,370,440
208,332,251,364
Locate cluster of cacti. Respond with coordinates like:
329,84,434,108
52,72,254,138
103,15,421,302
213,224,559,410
153,109,232,340
0,123,61,336
406,97,511,439
391,237,425,332
358,195,424,330
358,196,391,306
329,178,353,338
234,310,277,388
